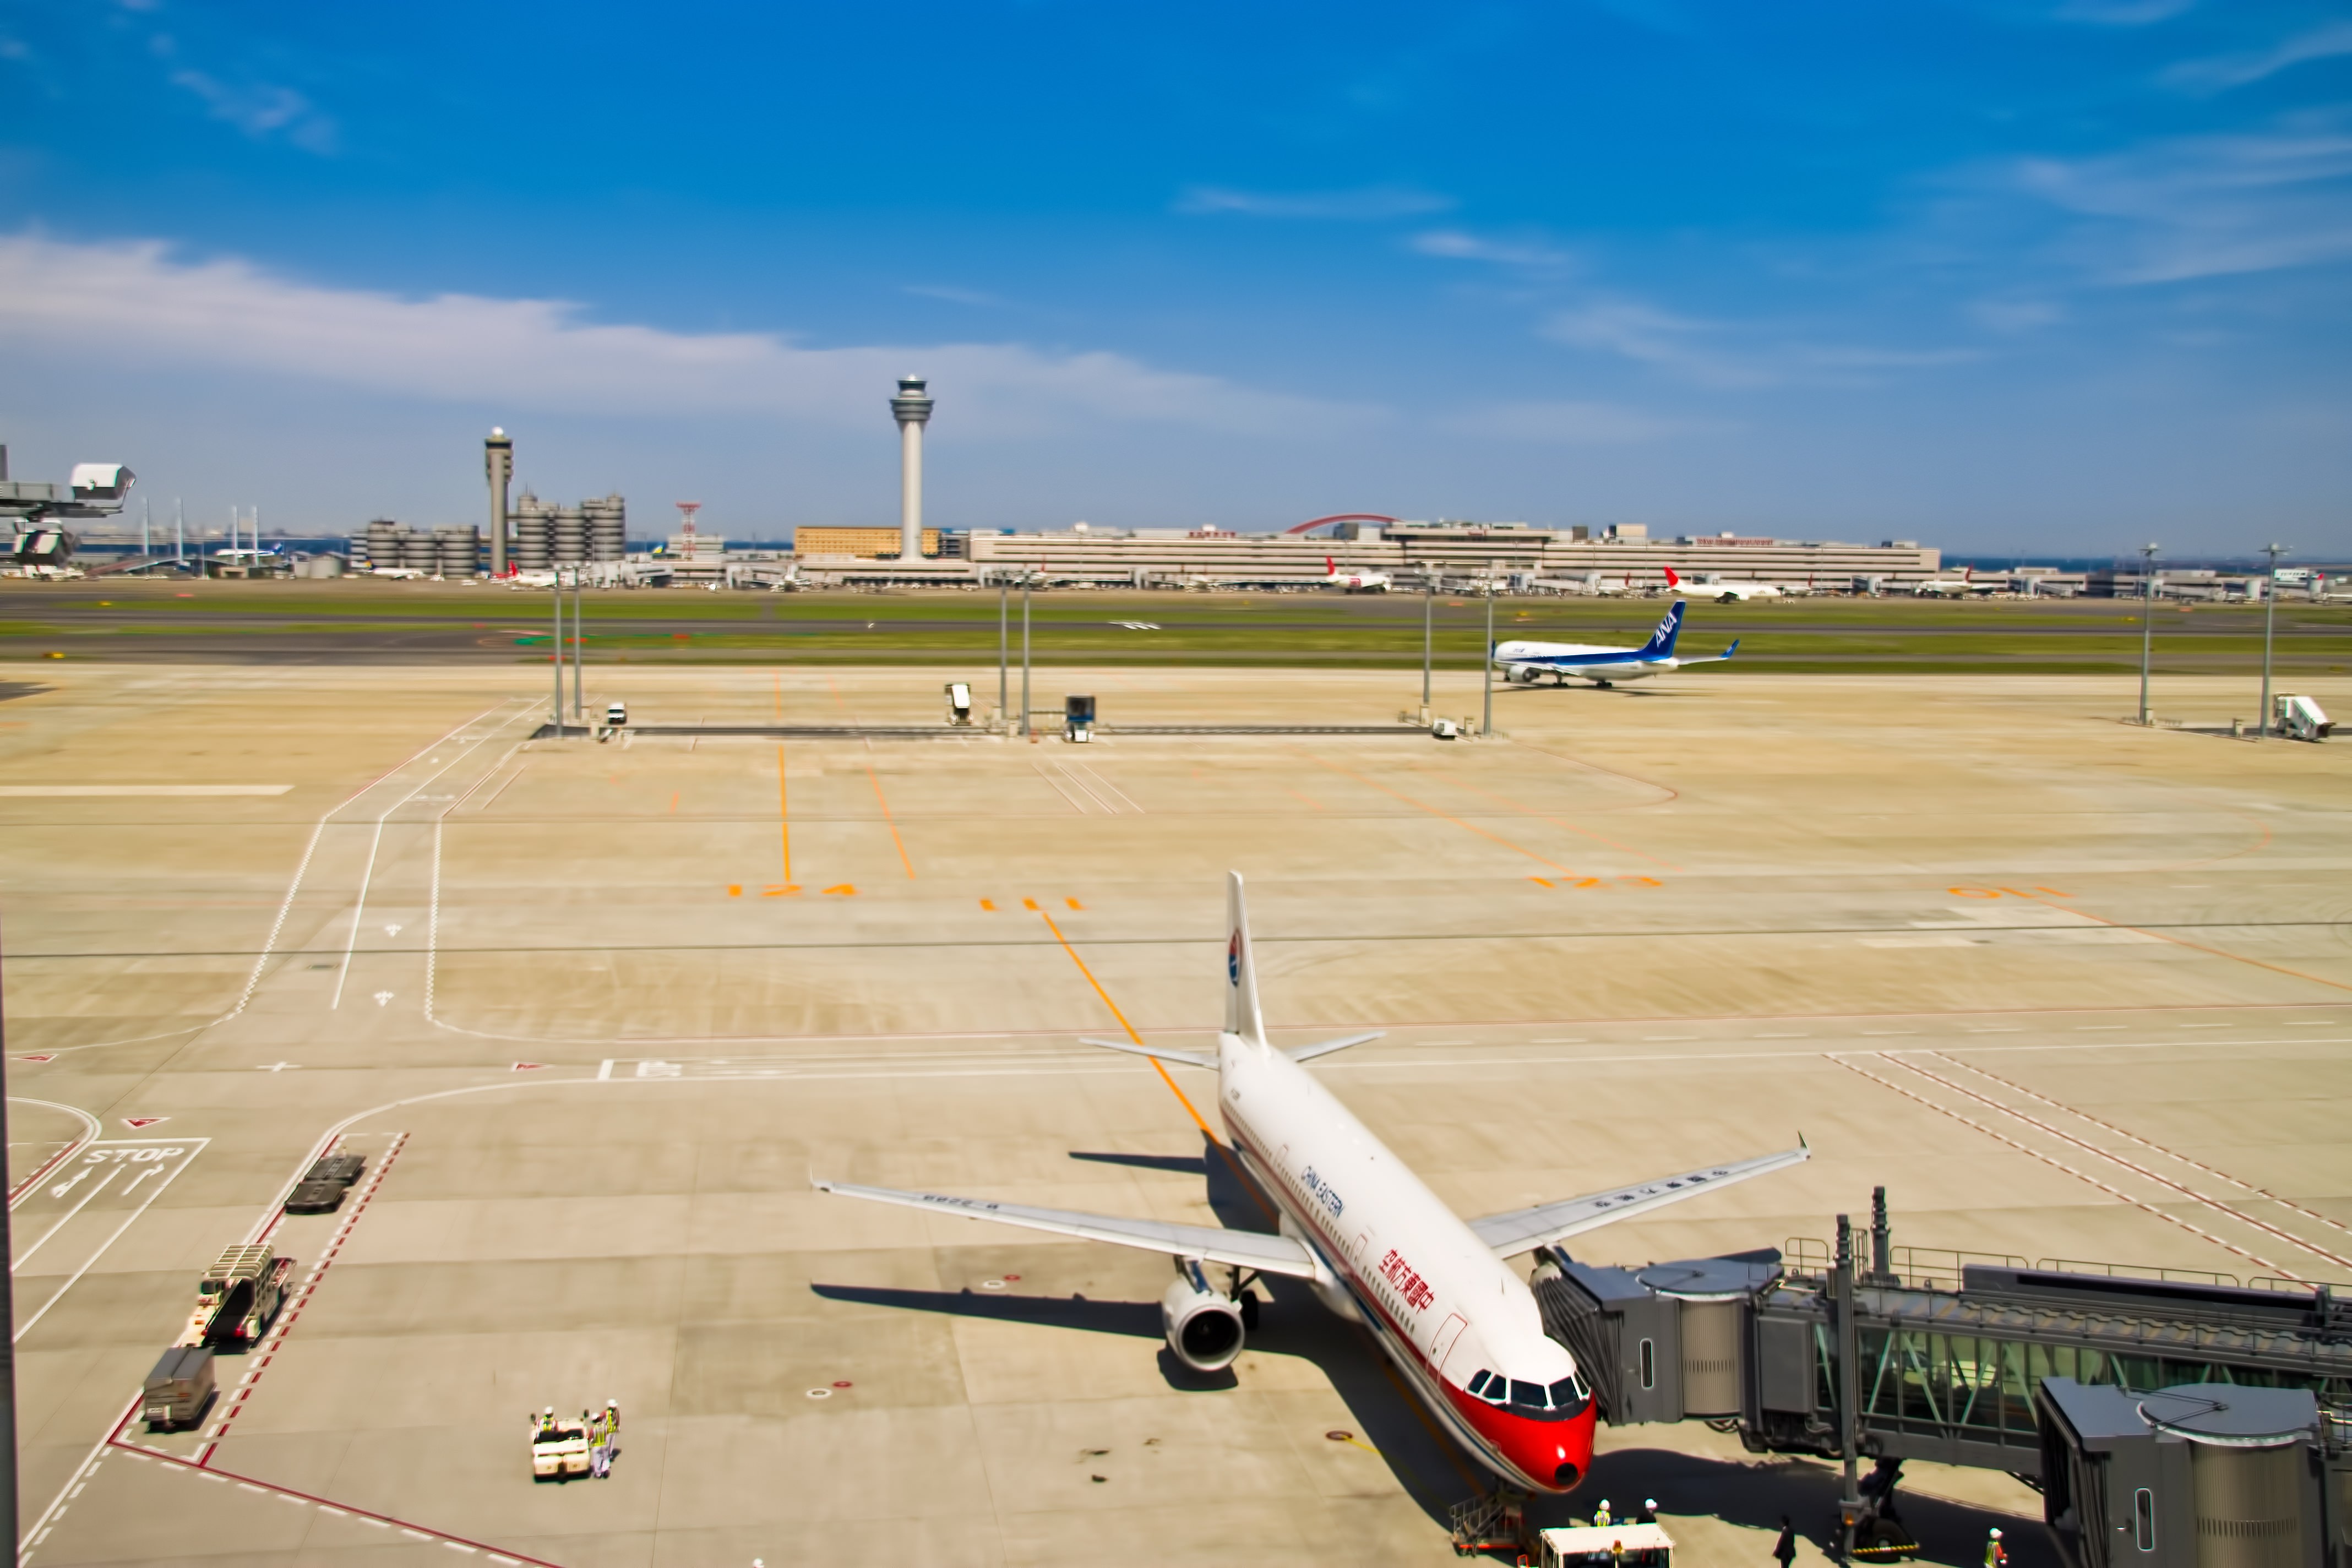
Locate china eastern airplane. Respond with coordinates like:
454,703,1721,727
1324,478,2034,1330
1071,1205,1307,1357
816,873,1806,1494
1491,591,1739,689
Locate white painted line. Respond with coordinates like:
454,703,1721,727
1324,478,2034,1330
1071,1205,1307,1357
13,1166,123,1271
596,1059,614,1081
0,785,292,797
16,1144,207,1341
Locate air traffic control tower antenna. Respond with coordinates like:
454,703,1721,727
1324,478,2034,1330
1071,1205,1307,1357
891,374,932,561
485,428,513,577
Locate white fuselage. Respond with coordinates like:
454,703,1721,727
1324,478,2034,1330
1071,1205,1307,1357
1213,1034,1597,1491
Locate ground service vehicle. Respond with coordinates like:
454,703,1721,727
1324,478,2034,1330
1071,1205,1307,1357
530,1411,594,1480
141,1346,216,1431
606,701,627,726
182,1245,293,1348
2275,694,2332,741
284,1152,365,1213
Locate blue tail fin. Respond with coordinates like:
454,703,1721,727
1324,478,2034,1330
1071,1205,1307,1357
1637,601,1685,658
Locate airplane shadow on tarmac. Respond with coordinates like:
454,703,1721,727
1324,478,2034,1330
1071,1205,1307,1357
812,1137,2041,1558
810,1135,1483,1526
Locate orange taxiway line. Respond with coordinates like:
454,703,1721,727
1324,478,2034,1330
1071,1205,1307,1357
867,765,916,879
1036,908,1219,1141
1296,751,1576,876
2016,891,2352,998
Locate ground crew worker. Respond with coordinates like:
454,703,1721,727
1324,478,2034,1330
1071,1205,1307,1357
606,1398,620,1435
1595,1499,1613,1527
1985,1528,2007,1568
1639,1499,1658,1523
1772,1515,1797,1568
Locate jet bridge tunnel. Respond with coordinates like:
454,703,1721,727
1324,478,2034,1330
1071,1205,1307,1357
1533,1194,2352,1568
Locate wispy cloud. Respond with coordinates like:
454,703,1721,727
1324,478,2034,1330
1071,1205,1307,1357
1441,398,1697,443
2007,118,2352,282
2162,20,2352,94
1173,184,1453,220
1543,297,1975,387
1971,297,2067,334
2052,0,2195,24
0,233,1379,438
169,69,338,153
902,284,1009,308
1409,229,1577,270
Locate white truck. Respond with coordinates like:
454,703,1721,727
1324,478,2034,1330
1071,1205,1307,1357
2275,694,2332,742
529,1409,595,1482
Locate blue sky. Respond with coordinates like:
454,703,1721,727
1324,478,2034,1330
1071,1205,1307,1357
2,1,2348,555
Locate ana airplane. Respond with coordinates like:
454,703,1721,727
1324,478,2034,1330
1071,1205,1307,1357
816,873,1807,1494
1325,556,1393,593
1491,598,1738,688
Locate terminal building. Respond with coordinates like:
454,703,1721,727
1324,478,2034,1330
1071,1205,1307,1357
788,519,1943,590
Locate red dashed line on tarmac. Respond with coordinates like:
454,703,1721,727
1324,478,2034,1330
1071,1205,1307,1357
1885,1053,2352,1277
1828,1054,2288,1277
197,1131,409,1459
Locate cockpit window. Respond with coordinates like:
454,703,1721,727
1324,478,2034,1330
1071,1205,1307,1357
1510,1379,1548,1409
1468,1370,1491,1396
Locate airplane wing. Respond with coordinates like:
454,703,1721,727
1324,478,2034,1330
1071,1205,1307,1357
1080,1036,1216,1070
1467,1142,1809,1259
1672,639,1739,667
1286,1030,1383,1064
813,1179,1323,1278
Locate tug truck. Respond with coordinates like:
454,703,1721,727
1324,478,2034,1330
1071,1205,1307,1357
181,1244,293,1349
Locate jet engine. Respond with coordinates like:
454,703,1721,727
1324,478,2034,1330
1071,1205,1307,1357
1161,1262,1246,1373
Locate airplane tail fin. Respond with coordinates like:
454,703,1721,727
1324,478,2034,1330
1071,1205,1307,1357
1637,600,1686,658
1224,871,1268,1047
1664,565,1681,589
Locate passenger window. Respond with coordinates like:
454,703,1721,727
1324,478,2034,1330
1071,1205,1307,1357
1468,1370,1490,1396
2134,1489,2154,1551
1639,1338,1655,1390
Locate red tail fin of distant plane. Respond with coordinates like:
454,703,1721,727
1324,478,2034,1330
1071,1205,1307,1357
1664,565,1681,589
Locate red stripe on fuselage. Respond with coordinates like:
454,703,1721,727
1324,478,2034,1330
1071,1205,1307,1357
1223,1119,1594,1492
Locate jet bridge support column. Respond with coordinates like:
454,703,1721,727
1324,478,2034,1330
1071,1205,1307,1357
1836,1213,1863,1559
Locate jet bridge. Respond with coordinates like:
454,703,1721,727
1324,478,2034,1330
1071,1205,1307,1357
1533,1191,2352,1567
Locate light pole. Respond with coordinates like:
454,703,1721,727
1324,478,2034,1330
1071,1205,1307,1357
0,945,17,1555
1020,571,1032,741
2137,542,2158,726
551,570,565,729
1422,579,1433,720
1481,573,1495,738
998,577,1010,730
2260,543,2288,737
571,568,585,721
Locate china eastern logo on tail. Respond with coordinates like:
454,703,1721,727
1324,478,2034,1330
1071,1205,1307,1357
1490,574,1738,689
1228,930,1242,985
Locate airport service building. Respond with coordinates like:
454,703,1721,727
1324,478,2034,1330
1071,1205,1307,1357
790,520,1942,590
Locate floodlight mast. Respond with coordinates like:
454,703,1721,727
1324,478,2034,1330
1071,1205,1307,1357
2260,543,2288,737
2138,542,2158,726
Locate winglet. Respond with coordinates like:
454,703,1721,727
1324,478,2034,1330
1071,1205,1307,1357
1225,871,1268,1047
1725,638,1740,658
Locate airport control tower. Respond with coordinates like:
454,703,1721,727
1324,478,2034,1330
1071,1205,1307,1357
484,427,514,576
890,375,932,560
